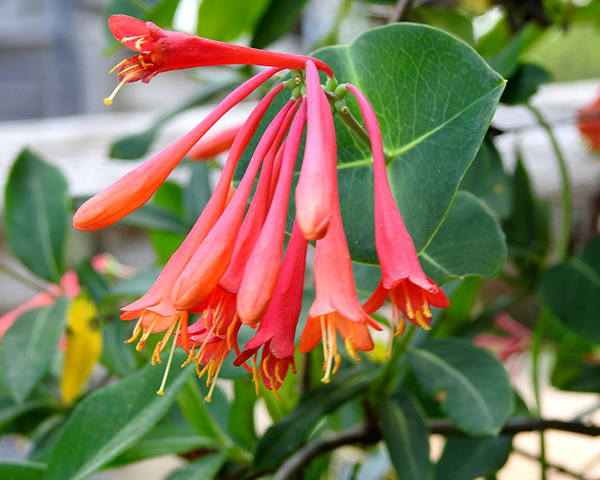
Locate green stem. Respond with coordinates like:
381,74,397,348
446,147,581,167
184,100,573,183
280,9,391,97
526,103,572,261
531,308,551,480
323,90,372,150
374,324,417,397
0,261,48,292
337,109,372,150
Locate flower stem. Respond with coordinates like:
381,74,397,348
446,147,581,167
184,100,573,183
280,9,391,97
526,103,572,262
323,90,372,149
531,308,552,480
374,324,417,397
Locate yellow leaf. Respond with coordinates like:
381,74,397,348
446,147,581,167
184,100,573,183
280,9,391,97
60,296,102,405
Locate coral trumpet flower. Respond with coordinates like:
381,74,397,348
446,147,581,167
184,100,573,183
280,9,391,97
74,67,282,231
104,14,333,103
235,223,308,393
295,60,337,240
299,189,381,383
188,124,243,161
345,84,449,349
236,102,307,325
172,98,296,310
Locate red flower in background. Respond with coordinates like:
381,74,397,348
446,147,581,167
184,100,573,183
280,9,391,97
577,92,600,152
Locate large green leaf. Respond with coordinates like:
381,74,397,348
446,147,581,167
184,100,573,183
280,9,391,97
314,24,504,263
254,369,372,470
381,392,432,480
540,235,600,343
4,149,69,282
420,191,507,284
197,0,270,42
408,339,513,436
241,24,503,263
0,461,47,480
435,436,513,480
0,299,68,403
44,353,192,480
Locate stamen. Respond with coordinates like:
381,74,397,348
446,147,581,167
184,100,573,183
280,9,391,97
322,317,337,383
402,281,415,319
125,317,143,343
109,58,128,74
205,352,226,402
320,316,328,361
156,330,179,395
181,346,196,367
332,353,342,375
136,315,159,351
104,77,128,106
251,356,260,396
153,316,180,365
275,361,284,385
345,337,361,361
420,290,433,318
152,341,163,365
120,35,149,51
414,309,430,330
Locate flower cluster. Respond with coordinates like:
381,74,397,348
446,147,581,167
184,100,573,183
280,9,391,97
74,15,449,399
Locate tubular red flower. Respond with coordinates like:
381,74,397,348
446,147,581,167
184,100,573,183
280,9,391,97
118,83,286,357
236,102,307,325
106,15,333,90
171,99,296,311
299,187,381,383
74,67,282,231
187,124,243,161
218,100,301,295
182,288,240,401
345,84,449,347
234,222,308,392
295,60,337,241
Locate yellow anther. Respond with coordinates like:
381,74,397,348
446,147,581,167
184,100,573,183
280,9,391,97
275,361,284,385
125,317,142,343
152,341,163,365
344,337,361,362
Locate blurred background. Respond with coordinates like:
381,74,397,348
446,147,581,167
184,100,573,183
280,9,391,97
2,0,600,479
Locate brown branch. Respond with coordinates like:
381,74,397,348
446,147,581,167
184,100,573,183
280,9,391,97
270,417,600,480
272,423,380,480
429,417,600,437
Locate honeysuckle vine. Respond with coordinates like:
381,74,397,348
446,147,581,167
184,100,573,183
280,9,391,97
74,14,449,399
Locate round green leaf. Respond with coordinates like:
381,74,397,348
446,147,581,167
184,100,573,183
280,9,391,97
419,191,507,284
408,338,513,436
4,149,69,282
313,23,505,263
